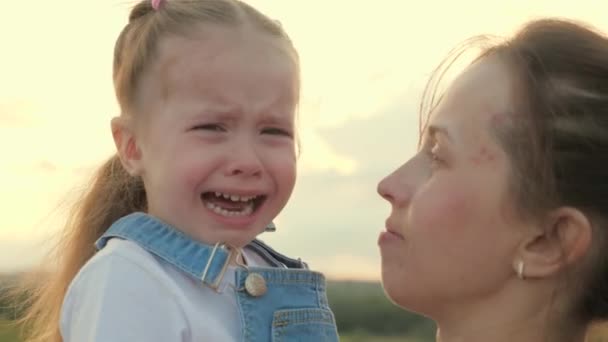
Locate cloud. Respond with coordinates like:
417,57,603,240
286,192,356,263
307,253,381,281
0,238,53,273
36,160,57,173
262,96,422,280
0,101,38,128
316,97,421,174
8,0,608,281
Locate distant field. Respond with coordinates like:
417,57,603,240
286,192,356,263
340,333,424,342
0,321,19,342
3,320,608,342
0,322,423,342
3,276,608,342
0,324,433,342
589,323,608,342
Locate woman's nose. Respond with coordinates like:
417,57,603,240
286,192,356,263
377,173,394,202
377,160,418,205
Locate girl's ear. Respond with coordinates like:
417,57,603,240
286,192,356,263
111,116,144,176
513,207,592,279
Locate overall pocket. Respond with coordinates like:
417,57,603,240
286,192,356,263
271,308,339,342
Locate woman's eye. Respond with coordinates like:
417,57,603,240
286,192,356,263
426,145,444,169
192,124,225,132
429,151,442,165
262,127,292,137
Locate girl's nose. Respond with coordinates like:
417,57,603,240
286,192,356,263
225,144,263,177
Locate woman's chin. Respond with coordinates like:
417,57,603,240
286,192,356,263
380,273,407,305
380,274,431,314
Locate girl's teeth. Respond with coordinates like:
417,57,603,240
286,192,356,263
211,192,258,203
205,202,254,217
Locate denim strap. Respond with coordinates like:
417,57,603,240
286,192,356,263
95,212,231,287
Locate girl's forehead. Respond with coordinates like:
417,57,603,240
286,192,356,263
155,29,295,83
131,27,299,125
156,26,294,68
135,27,298,106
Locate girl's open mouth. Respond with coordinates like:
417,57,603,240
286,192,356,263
201,191,266,217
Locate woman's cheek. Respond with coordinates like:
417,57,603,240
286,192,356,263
409,181,476,235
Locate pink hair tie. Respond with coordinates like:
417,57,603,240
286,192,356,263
151,0,163,10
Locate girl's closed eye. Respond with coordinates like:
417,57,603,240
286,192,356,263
191,123,226,132
261,126,293,138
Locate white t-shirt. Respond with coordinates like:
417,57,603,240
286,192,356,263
60,238,272,342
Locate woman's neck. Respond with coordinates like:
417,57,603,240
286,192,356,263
435,316,586,342
432,282,586,342
435,322,546,342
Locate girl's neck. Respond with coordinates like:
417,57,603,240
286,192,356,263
229,247,247,266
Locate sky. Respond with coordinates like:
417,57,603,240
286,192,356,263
1,1,607,280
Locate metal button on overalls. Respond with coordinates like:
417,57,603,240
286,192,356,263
244,273,267,297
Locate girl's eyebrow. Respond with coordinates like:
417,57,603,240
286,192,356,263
188,109,239,122
259,112,293,126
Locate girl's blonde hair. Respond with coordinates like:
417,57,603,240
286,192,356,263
18,1,297,341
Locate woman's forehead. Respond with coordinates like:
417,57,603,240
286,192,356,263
427,57,516,138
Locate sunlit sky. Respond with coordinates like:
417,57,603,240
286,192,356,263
1,1,607,280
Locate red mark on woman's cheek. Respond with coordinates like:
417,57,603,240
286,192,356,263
414,187,473,233
469,146,496,165
491,113,507,126
490,111,517,128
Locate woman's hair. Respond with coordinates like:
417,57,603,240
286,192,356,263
18,1,297,341
421,18,608,328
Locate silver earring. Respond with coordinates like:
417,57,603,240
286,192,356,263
264,222,276,232
516,260,525,280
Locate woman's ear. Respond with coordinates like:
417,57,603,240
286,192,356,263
111,116,144,176
513,207,592,280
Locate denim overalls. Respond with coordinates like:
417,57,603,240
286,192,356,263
95,213,339,342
